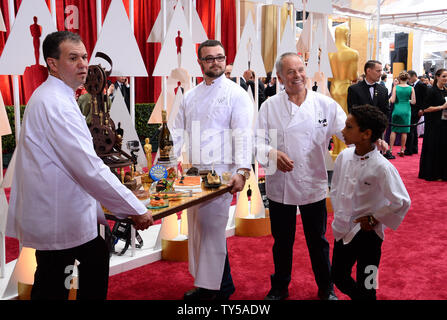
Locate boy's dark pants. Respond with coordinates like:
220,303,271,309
331,229,383,300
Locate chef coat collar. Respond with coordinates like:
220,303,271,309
204,73,226,87
353,145,377,161
47,75,76,98
285,89,311,117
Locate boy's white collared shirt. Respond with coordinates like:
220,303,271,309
330,146,411,244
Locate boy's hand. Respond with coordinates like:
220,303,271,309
354,215,378,231
375,139,389,153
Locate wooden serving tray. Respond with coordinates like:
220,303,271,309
105,183,232,222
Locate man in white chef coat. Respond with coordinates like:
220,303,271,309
6,31,153,300
255,52,346,300
173,39,253,300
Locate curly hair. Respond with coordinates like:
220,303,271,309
350,105,388,143
398,71,409,81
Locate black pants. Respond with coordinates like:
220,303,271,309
331,230,383,300
31,235,110,300
405,113,420,154
219,251,235,296
268,198,333,293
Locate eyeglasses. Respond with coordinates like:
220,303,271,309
201,55,226,64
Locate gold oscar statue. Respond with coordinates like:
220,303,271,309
142,137,153,188
329,25,359,158
144,137,153,171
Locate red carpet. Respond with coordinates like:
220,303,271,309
4,138,447,299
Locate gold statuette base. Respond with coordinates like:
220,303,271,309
161,239,189,262
235,216,271,237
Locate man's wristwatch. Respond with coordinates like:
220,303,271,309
236,169,250,180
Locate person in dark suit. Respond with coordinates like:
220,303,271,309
113,76,130,112
225,64,265,108
265,76,277,98
405,70,427,155
241,69,266,108
347,60,393,159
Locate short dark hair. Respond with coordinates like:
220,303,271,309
364,60,382,74
407,70,417,78
381,73,387,81
350,105,388,143
43,31,82,69
265,71,272,84
197,39,225,59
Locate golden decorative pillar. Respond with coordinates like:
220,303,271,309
407,31,414,71
236,3,288,73
261,4,291,73
349,17,368,74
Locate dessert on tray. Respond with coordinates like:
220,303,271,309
174,175,202,192
149,197,167,208
206,171,220,185
204,170,221,188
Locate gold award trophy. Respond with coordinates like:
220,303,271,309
329,25,359,157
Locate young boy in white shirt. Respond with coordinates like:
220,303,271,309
330,105,411,300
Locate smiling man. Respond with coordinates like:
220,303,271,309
255,52,346,300
173,39,253,300
7,31,153,300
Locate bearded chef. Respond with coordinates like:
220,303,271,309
172,40,253,300
255,52,347,301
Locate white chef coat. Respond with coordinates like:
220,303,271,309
173,74,253,172
330,146,411,244
255,89,346,206
173,74,253,290
6,76,147,251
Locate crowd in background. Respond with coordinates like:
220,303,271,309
363,64,447,181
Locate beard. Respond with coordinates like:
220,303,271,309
204,65,225,79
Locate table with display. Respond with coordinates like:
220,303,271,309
104,182,232,257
